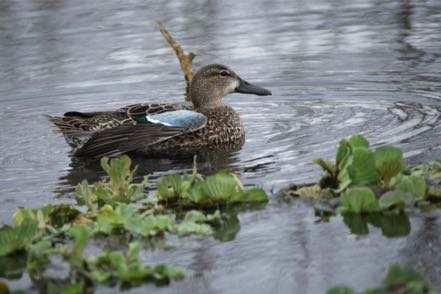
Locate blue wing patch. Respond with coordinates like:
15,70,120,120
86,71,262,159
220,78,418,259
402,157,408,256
134,110,207,130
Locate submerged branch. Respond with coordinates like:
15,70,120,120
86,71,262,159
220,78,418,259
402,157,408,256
156,20,195,101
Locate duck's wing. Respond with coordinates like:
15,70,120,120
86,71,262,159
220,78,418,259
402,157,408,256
125,103,189,118
49,111,129,131
46,110,130,147
75,109,207,158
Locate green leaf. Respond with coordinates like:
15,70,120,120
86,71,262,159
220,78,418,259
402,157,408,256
379,191,415,210
77,156,147,209
201,172,238,201
336,139,351,168
374,146,405,187
175,222,213,236
326,286,358,294
348,134,369,149
291,185,333,199
87,241,185,287
12,205,54,230
97,203,177,237
96,210,124,234
75,180,98,211
326,264,436,294
347,148,380,187
183,210,207,223
229,188,268,203
314,158,335,174
62,284,84,294
0,219,39,256
182,184,205,204
156,174,192,200
49,205,81,227
70,224,93,260
101,155,135,187
206,210,221,222
392,174,427,200
340,187,380,213
383,265,433,293
128,215,174,237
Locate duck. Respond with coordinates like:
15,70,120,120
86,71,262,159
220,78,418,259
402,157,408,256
47,64,272,158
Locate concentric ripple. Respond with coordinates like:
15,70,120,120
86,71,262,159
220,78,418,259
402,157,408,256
232,96,441,189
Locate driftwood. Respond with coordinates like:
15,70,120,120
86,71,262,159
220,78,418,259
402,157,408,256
156,20,195,101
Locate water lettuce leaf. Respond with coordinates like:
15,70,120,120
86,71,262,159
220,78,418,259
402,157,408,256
183,210,221,223
383,265,436,293
0,219,39,256
347,148,380,187
96,204,174,237
156,170,267,206
156,173,194,200
229,188,268,203
88,242,185,287
348,134,369,149
76,156,148,209
314,158,335,175
340,187,380,213
200,172,240,201
392,174,427,200
182,173,267,205
374,146,405,187
13,205,53,228
327,265,437,294
326,286,358,294
336,139,351,168
379,191,415,210
70,224,93,261
287,184,333,199
175,222,213,236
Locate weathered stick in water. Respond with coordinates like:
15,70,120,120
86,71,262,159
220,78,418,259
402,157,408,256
156,20,195,101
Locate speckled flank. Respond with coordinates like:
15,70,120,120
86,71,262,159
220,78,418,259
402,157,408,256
144,105,245,153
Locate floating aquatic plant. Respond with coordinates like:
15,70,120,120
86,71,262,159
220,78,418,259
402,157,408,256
75,156,149,211
327,264,437,294
339,187,380,213
282,134,441,236
0,155,267,292
0,219,39,257
293,135,428,207
156,170,268,207
87,242,185,288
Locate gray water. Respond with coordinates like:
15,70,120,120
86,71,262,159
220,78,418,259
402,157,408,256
2,0,441,293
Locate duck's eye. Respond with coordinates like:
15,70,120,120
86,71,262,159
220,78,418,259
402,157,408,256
219,70,231,77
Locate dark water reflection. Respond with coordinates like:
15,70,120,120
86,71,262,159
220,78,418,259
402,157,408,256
2,0,441,293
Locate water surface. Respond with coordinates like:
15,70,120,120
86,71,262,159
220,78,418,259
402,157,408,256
1,0,441,293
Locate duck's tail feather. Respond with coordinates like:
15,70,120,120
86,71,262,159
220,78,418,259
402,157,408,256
45,114,94,147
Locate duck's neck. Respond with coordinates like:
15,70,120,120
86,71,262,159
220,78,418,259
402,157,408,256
192,94,224,111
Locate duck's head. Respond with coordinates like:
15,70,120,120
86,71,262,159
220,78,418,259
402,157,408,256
189,64,272,110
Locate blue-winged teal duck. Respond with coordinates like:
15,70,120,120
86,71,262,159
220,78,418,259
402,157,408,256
48,64,272,158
